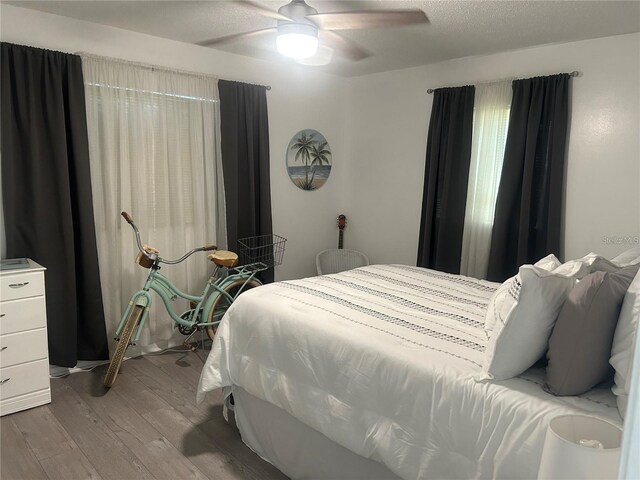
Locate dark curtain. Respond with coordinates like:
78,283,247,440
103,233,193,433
1,43,108,366
487,74,570,281
417,86,475,274
218,80,273,283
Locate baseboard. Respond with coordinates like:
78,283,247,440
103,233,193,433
0,388,51,416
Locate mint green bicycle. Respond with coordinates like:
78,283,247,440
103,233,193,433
103,211,286,387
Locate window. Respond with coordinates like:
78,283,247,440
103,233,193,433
82,55,223,350
460,81,512,279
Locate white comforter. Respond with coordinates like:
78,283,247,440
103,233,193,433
197,265,621,480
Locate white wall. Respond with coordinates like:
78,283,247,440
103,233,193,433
0,4,347,281
344,33,640,267
2,4,639,278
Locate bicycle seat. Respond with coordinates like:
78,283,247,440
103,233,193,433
208,250,238,267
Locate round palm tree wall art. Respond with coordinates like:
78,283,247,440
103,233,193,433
286,129,332,191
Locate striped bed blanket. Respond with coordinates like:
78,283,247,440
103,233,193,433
198,265,620,480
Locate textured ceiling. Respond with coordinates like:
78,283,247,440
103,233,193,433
5,0,640,76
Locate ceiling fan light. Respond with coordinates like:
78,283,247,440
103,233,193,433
277,32,319,59
297,45,334,66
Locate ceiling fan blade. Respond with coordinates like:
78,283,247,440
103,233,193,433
197,27,277,47
237,1,293,22
307,9,428,31
318,31,371,62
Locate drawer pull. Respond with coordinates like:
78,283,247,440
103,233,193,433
8,282,29,288
0,378,10,385
0,313,5,318
0,346,6,352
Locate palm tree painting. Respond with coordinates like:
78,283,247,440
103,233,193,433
286,129,332,191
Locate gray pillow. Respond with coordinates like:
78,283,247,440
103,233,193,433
545,264,640,396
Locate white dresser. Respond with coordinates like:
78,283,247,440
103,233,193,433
0,259,51,416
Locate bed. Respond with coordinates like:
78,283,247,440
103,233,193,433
197,265,621,479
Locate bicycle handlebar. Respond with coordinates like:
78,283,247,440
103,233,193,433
121,211,134,225
121,211,217,265
122,211,146,255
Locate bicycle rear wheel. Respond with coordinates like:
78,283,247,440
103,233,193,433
206,279,261,341
103,305,144,388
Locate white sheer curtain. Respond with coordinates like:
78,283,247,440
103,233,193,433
82,55,225,354
460,81,512,279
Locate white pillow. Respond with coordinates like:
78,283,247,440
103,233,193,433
546,253,619,279
480,264,576,381
612,246,640,267
483,254,569,336
574,252,621,274
533,253,602,279
535,254,562,271
484,277,513,337
609,267,640,418
551,258,592,278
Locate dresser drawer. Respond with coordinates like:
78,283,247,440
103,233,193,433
0,272,45,301
0,297,47,335
0,329,48,368
0,359,49,401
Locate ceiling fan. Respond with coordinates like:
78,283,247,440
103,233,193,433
198,0,429,63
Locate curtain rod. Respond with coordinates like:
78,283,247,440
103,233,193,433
426,71,580,94
76,52,271,90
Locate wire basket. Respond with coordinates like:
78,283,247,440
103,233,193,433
237,234,287,268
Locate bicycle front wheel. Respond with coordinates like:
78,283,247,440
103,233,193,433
206,279,261,341
103,305,144,388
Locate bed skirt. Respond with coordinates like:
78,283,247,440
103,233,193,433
233,387,401,480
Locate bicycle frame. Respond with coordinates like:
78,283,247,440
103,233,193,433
114,264,262,344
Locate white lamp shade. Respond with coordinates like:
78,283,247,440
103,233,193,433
297,45,334,66
538,415,622,480
276,33,318,59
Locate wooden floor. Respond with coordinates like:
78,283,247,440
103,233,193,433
1,351,288,480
